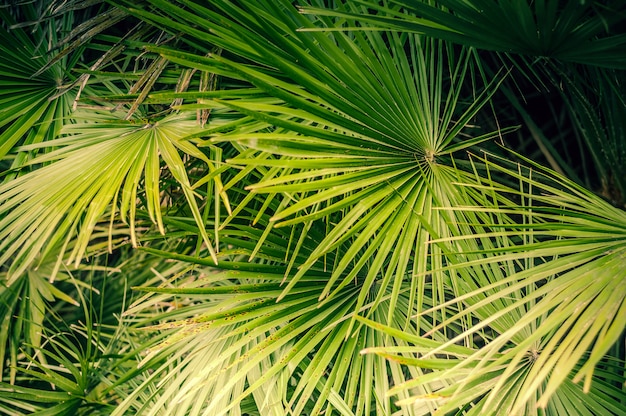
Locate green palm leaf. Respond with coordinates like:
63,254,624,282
0,8,76,168
368,152,626,414
115,246,441,416
0,110,219,283
121,1,514,330
301,0,626,69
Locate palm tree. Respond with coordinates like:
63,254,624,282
1,1,625,415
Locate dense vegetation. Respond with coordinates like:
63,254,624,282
1,1,625,415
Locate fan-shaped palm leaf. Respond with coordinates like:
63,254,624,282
0,7,76,168
366,152,626,415
0,110,220,283
118,0,515,334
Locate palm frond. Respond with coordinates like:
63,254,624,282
371,151,626,414
0,7,75,167
301,0,626,69
121,2,514,331
0,110,219,283
114,252,440,416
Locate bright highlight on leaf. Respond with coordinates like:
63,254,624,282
0,112,218,283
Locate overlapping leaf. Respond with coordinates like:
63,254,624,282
0,8,77,169
301,0,626,69
0,110,219,283
367,152,626,414
118,0,514,328
114,248,444,416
